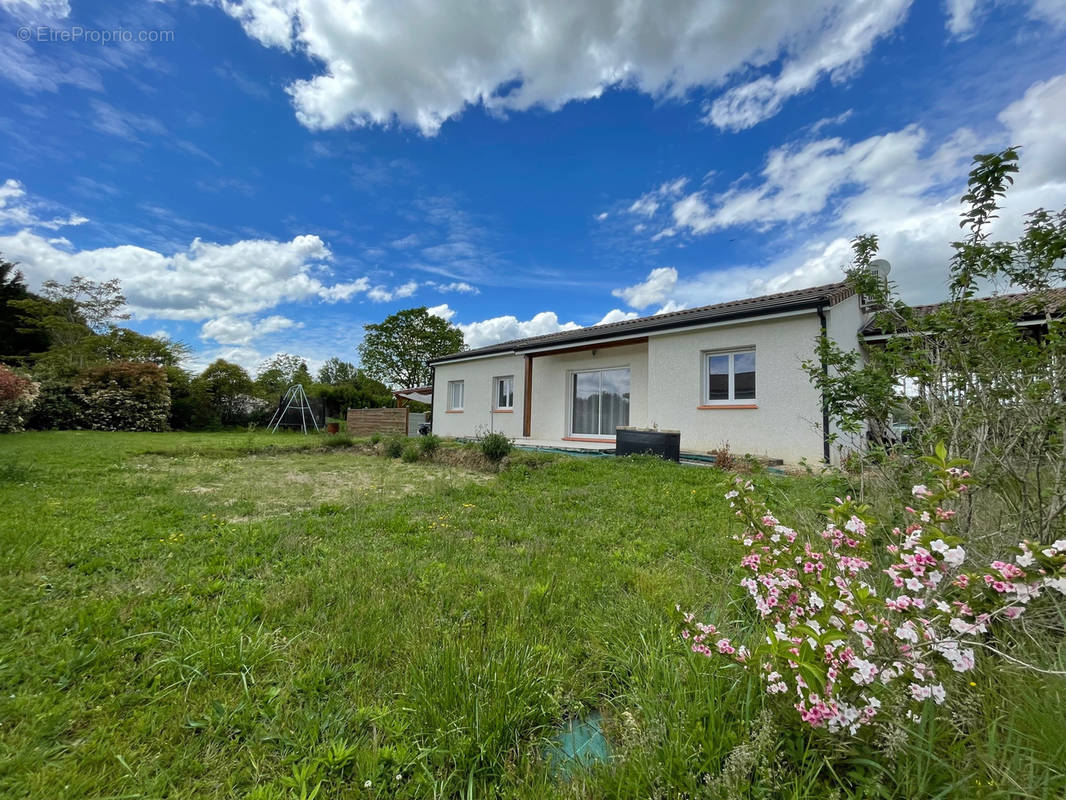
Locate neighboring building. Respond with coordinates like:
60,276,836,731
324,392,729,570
428,282,863,464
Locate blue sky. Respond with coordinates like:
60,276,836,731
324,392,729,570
1,0,1065,372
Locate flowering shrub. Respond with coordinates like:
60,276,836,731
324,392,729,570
682,445,1066,735
74,361,171,431
0,364,40,432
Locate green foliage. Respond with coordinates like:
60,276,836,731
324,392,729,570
0,432,1062,797
0,259,49,365
478,430,512,462
806,149,1066,544
322,433,354,448
400,443,420,462
357,306,464,388
254,353,310,398
73,361,170,431
316,357,358,385
196,359,257,427
25,381,80,430
309,371,393,418
383,435,405,458
418,433,441,457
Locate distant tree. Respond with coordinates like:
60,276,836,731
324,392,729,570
0,257,49,364
98,329,189,367
310,370,393,416
196,359,254,425
292,362,313,388
255,353,309,397
317,357,358,385
10,275,132,375
357,306,464,388
38,276,130,333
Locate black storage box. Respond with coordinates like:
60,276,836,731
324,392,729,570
615,427,681,462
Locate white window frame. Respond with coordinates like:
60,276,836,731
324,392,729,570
701,347,756,405
447,380,464,411
493,375,514,411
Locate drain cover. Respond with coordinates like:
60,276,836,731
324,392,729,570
545,711,610,775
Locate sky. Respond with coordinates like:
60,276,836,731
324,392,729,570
1,0,1065,374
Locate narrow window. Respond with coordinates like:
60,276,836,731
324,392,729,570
447,380,464,411
493,375,514,410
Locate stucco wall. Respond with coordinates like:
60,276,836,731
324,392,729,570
646,313,826,463
824,294,867,454
429,303,863,464
528,342,649,440
430,355,526,439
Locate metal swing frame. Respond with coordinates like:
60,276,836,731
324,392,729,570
267,384,321,434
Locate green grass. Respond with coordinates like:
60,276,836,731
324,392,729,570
0,432,1063,799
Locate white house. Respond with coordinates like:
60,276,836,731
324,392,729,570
428,282,863,464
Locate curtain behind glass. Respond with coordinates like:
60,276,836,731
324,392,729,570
599,368,630,434
572,368,629,435
572,372,600,434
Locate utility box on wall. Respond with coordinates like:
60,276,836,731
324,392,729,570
615,427,681,462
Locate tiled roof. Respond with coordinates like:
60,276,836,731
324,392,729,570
861,287,1066,335
430,281,854,364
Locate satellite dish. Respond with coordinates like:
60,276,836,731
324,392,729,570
869,259,891,280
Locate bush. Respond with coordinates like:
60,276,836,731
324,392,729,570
383,435,405,458
711,442,735,471
401,444,420,463
0,364,39,432
479,431,512,462
74,361,170,431
26,382,81,430
418,433,441,457
369,432,383,445
323,433,354,448
682,445,1066,738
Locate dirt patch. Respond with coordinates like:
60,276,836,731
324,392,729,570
134,451,489,522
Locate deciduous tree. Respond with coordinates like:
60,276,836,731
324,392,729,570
357,307,464,388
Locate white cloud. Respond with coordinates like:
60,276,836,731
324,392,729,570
944,0,982,37
595,212,609,221
366,280,419,302
0,178,88,230
946,0,1066,38
595,308,639,325
628,178,687,219
431,280,480,294
0,214,378,338
705,0,912,131
200,314,300,346
623,72,1066,306
0,0,70,20
612,267,678,309
219,0,924,135
426,303,455,321
428,304,582,349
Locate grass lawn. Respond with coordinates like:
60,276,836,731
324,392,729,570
1,432,1064,799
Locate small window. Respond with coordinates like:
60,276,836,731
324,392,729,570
447,380,464,411
702,348,756,403
493,375,514,410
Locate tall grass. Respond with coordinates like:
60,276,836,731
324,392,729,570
0,432,1062,797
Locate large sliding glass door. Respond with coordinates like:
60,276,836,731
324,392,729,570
571,367,630,436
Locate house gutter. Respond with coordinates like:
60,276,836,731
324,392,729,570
817,304,831,464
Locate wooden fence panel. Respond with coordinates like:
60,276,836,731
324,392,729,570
346,407,409,437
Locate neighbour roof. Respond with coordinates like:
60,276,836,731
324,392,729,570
861,287,1066,336
430,281,854,365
